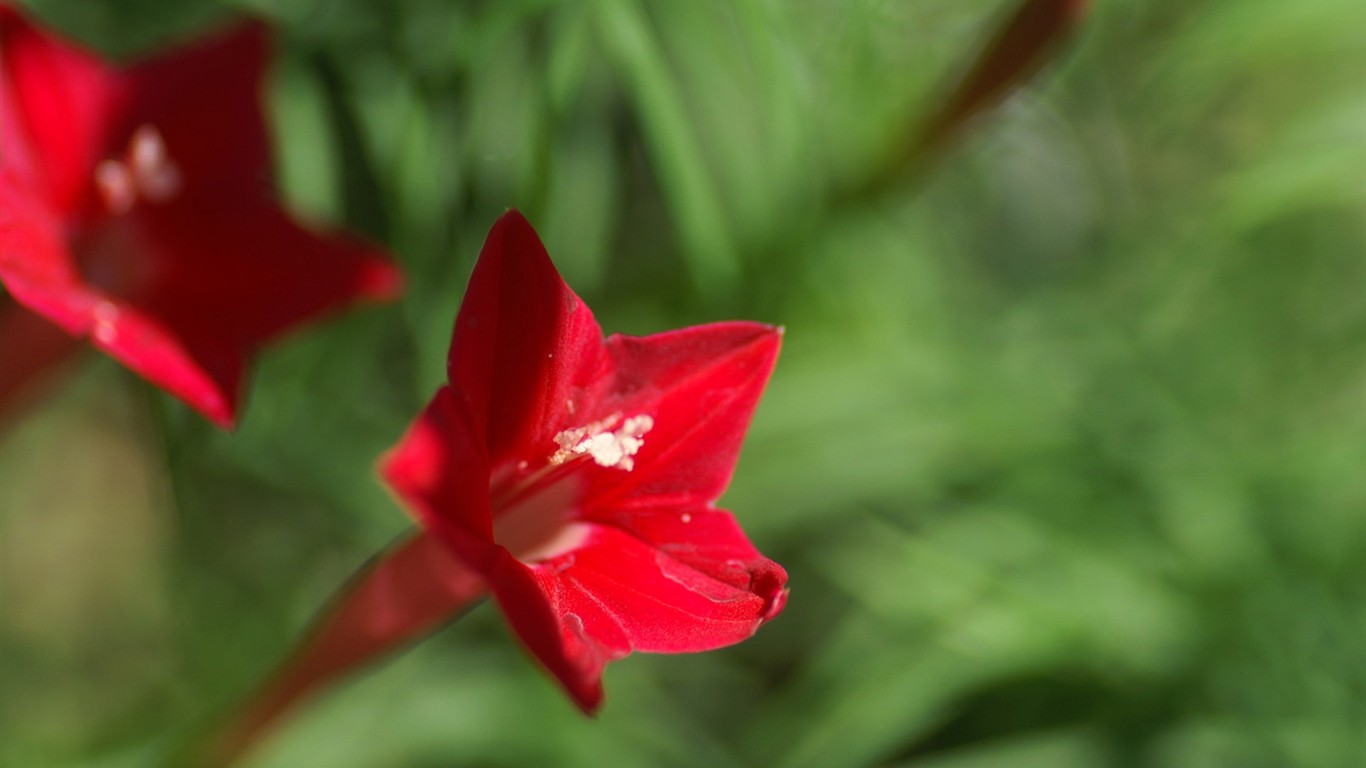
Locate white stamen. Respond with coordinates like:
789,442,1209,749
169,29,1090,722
96,125,182,213
129,126,181,202
92,300,119,344
550,413,654,471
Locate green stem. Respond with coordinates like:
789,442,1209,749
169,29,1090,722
183,531,488,767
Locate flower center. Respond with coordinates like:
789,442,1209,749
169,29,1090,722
490,412,654,564
94,125,182,214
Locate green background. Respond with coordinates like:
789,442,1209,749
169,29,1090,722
2,1,1364,766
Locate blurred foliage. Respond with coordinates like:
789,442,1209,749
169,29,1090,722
3,0,1365,766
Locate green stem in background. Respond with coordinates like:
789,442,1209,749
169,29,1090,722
854,0,1091,200
916,0,1090,153
182,531,487,767
311,49,393,244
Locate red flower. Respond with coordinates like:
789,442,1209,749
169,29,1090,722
382,210,786,712
0,6,400,427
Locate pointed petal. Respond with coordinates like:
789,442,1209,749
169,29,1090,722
89,299,240,427
82,199,395,426
134,198,401,345
487,523,785,713
382,385,496,544
445,210,606,465
122,20,271,196
580,322,782,509
558,524,781,652
0,5,123,212
583,505,787,621
486,549,616,713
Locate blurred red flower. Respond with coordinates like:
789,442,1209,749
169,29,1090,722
0,6,400,427
382,210,786,712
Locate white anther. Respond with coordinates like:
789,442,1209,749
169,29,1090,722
128,126,181,203
91,300,119,344
96,125,182,213
550,413,654,471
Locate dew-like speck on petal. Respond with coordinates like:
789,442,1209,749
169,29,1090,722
95,162,136,215
92,301,119,344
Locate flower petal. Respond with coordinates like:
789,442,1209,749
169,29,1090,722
88,298,240,427
445,210,606,466
133,198,401,344
382,385,496,545
580,322,782,510
0,167,90,333
487,549,617,713
582,504,787,620
559,524,780,652
0,167,234,422
487,523,784,713
121,20,271,199
84,199,396,427
0,4,123,212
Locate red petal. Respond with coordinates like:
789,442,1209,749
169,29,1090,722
0,5,123,213
0,168,89,333
92,299,240,427
0,188,398,428
0,188,230,426
446,210,606,465
583,505,787,620
88,199,394,427
122,20,272,199
135,199,400,343
579,322,782,510
486,549,614,713
381,385,496,546
487,523,786,713
558,524,780,652
0,167,236,422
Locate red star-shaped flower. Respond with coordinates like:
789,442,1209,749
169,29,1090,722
382,210,786,712
0,6,401,427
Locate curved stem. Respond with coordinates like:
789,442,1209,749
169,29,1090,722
914,0,1090,156
186,530,487,767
